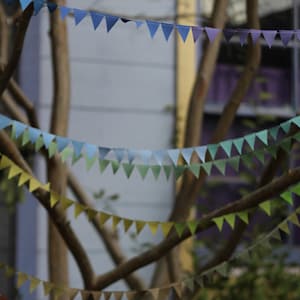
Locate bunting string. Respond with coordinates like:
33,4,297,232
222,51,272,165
1,114,300,180
1,204,299,299
0,153,299,238
7,0,300,48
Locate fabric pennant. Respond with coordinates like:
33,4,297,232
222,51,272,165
220,140,232,157
47,2,57,13
12,121,26,139
189,164,201,178
151,165,161,179
233,137,244,155
135,220,146,234
20,0,32,10
74,203,85,218
237,211,249,224
122,163,135,178
187,220,198,235
192,26,202,42
137,165,149,179
59,6,71,20
0,115,11,130
99,212,111,225
174,223,186,237
195,146,207,162
289,213,300,227
135,20,143,28
205,27,220,42
167,149,180,165
181,148,193,164
279,30,294,47
280,190,293,205
207,144,218,160
261,30,277,48
17,272,28,288
123,218,133,232
99,147,110,160
238,29,249,46
256,130,268,146
90,11,104,30
223,29,236,42
33,0,44,15
201,162,212,175
214,160,226,175
279,221,290,235
99,160,110,173
161,23,174,41
161,222,174,237
259,200,271,216
249,29,261,43
146,20,160,38
113,148,126,163
245,133,256,150
176,25,190,42
148,221,159,235
228,156,240,172
163,165,172,180
73,8,87,26
72,140,84,159
112,215,121,230
105,15,119,32
174,165,186,180
224,214,235,229
152,150,166,165
29,276,41,293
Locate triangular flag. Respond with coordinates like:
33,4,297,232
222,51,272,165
228,156,240,172
12,121,26,138
28,127,42,144
195,146,207,162
72,140,84,159
241,154,253,169
256,130,268,145
176,25,190,42
47,2,57,13
18,172,31,186
43,281,54,296
289,213,300,227
60,196,73,210
291,183,300,196
261,30,277,48
220,140,232,157
237,211,248,224
90,12,104,30
112,215,121,230
123,218,133,232
207,144,218,159
224,214,235,229
59,6,71,20
238,29,249,46
174,165,186,180
161,222,174,237
163,165,172,180
205,27,220,42
19,0,32,10
223,29,236,42
201,162,212,175
152,150,165,166
245,133,256,150
56,136,69,152
138,150,152,164
146,20,160,38
269,126,279,140
42,132,55,149
281,120,291,133
111,161,120,174
254,150,265,164
213,216,224,231
151,165,161,179
192,26,202,42
233,137,244,155
22,129,30,145
113,148,125,163
249,29,261,43
105,15,119,32
292,116,300,128
267,145,277,159
161,23,174,41
99,212,111,225
73,8,87,25
29,277,40,293
135,20,143,28
135,220,146,234
99,160,110,173
167,149,180,165
0,155,11,170
74,203,85,218
7,164,22,179
33,0,44,15
17,272,28,288
279,30,294,47
48,142,57,158
99,147,111,160
87,208,97,221
187,220,198,235
181,148,193,164
259,200,271,216
214,160,226,175
189,164,201,178
85,143,97,160
280,190,293,205
271,229,281,241
0,115,11,130
215,262,228,277
122,163,135,178
60,148,73,162
148,221,159,235
174,223,186,237
137,165,149,179
279,222,290,234
29,178,41,192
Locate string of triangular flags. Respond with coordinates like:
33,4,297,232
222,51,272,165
1,204,299,299
0,153,298,237
1,114,300,180
5,0,300,47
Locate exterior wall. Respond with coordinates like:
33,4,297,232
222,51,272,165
34,0,175,297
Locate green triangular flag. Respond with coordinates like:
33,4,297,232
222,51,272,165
85,155,97,171
245,134,256,150
280,190,293,205
233,138,244,155
220,140,232,157
161,222,174,237
215,262,228,277
137,165,149,179
241,154,253,169
269,126,279,140
259,200,271,216
280,138,292,153
279,222,290,234
60,147,73,162
293,131,300,142
174,165,186,180
213,216,224,231
99,160,110,173
163,165,172,180
122,163,135,178
292,116,300,128
48,142,57,158
280,120,291,133
189,164,201,178
224,214,235,229
256,130,268,146
291,183,300,196
228,156,240,172
289,213,300,227
214,160,226,175
237,211,249,224
267,145,278,159
201,162,212,175
271,229,281,241
187,220,199,235
111,161,120,174
22,129,30,146
254,150,265,164
35,135,44,151
174,223,186,237
207,144,218,159
151,165,161,179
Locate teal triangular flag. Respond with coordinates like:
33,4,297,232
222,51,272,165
220,140,232,157
214,160,226,175
195,146,207,162
174,165,186,180
269,126,279,140
233,137,244,154
292,116,300,128
256,130,268,145
181,148,193,164
280,120,291,133
207,144,218,159
228,156,240,172
189,164,200,178
245,133,256,150
201,162,212,175
280,138,292,153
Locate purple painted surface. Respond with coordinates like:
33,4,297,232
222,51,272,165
207,64,291,107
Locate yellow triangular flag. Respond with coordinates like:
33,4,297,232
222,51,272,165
74,203,86,218
50,192,59,208
172,283,182,297
87,208,97,221
135,220,146,234
123,218,133,232
112,215,121,230
89,291,101,300
161,222,174,237
29,276,41,293
7,164,22,179
42,182,51,192
148,288,159,299
99,212,111,225
148,221,159,235
17,272,28,288
289,213,300,227
43,281,54,296
0,156,12,170
113,291,123,300
18,172,31,186
125,291,136,300
158,287,171,298
29,177,41,192
60,196,74,210
80,290,93,300
103,291,112,300
68,288,79,300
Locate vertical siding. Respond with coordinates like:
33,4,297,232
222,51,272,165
36,0,175,297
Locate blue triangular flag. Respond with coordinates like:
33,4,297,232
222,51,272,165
20,0,32,10
99,147,111,160
90,11,104,30
73,8,87,26
128,149,137,164
135,20,143,28
261,30,277,48
12,121,26,138
181,148,193,164
33,0,44,15
223,29,236,42
28,127,41,144
238,29,249,46
192,26,202,42
194,146,207,162
72,140,84,158
176,25,190,42
85,143,97,160
167,149,180,165
161,23,174,41
279,30,294,47
153,150,166,165
113,148,125,163
146,20,160,38
105,15,119,32
56,136,69,152
205,27,220,43
249,29,261,43
47,2,57,13
0,115,11,130
42,132,55,149
60,6,71,20
138,150,152,164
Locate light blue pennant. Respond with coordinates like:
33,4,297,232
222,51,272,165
73,8,88,26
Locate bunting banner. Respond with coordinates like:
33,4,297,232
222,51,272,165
0,153,299,238
0,204,299,299
5,0,300,47
1,114,300,180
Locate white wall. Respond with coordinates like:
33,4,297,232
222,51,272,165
35,0,175,297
